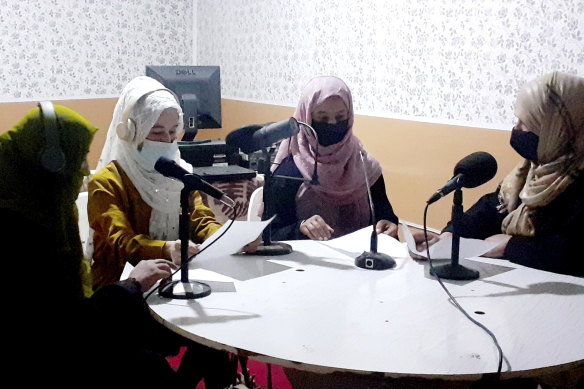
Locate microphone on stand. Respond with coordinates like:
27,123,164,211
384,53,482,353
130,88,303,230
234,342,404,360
354,150,396,270
153,156,237,300
226,118,321,256
427,152,498,204
154,157,235,208
427,151,498,280
226,118,300,154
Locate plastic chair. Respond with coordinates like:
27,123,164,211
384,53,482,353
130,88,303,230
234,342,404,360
247,186,264,222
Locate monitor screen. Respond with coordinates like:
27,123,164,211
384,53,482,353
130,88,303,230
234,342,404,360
145,65,221,141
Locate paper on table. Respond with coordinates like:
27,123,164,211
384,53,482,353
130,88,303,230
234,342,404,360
321,226,409,259
402,224,499,260
188,215,275,267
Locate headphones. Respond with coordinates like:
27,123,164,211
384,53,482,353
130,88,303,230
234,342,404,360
115,88,180,142
38,101,66,173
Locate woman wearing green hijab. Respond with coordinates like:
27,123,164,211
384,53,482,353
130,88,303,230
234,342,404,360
1,103,189,387
0,103,98,299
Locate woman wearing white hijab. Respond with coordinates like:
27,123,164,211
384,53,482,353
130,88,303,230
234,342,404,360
86,76,237,388
413,72,584,277
87,76,221,290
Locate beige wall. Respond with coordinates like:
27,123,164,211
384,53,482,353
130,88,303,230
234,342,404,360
0,99,118,170
1,98,521,230
219,100,522,230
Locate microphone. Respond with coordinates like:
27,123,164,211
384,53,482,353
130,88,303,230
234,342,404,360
427,151,497,204
227,119,319,186
154,157,235,208
354,150,396,270
226,118,300,154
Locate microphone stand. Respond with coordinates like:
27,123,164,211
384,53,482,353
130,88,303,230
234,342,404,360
355,229,396,270
354,151,396,270
430,188,479,280
159,187,212,299
254,147,293,255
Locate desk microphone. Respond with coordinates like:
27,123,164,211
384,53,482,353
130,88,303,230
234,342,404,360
154,157,235,208
354,151,396,270
427,151,497,204
427,151,497,280
226,118,300,154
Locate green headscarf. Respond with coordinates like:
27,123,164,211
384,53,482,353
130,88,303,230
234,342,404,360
0,104,98,299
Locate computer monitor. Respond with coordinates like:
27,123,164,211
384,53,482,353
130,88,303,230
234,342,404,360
145,65,222,141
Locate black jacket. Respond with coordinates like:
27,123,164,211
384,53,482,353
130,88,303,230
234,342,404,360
264,156,398,240
443,174,584,276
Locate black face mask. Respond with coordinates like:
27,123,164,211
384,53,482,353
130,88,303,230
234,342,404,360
510,129,539,163
310,120,350,147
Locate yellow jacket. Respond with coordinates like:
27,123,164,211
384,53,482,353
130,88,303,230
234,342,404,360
88,161,221,290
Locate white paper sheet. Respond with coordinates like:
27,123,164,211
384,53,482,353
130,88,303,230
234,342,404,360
320,226,409,259
402,223,499,260
188,215,276,267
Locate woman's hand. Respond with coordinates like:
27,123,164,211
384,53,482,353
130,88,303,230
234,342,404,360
482,234,512,258
375,220,399,239
408,231,450,260
128,259,177,292
163,239,201,266
299,215,335,241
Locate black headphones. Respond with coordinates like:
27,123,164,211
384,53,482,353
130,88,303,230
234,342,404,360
38,101,66,173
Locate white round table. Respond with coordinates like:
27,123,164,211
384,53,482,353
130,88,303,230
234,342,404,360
144,227,584,387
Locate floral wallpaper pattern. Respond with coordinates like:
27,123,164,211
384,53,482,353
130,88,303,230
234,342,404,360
197,0,584,129
2,0,583,129
0,0,193,102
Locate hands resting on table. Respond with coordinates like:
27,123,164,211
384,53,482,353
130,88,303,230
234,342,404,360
128,259,177,292
300,215,399,241
157,220,508,272
408,231,512,260
131,225,510,289
163,236,262,265
131,236,263,291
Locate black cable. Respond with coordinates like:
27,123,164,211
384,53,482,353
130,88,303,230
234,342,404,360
422,203,504,375
143,209,238,301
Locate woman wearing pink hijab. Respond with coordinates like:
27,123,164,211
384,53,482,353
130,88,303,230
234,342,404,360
268,76,399,241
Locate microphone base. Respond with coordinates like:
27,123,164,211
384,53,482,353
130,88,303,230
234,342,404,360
430,263,479,280
252,242,293,256
355,251,396,270
159,280,211,300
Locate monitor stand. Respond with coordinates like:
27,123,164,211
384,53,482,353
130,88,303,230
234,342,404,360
186,139,211,145
182,129,213,143
181,131,211,144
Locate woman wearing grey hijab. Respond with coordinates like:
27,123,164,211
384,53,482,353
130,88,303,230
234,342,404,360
414,72,584,277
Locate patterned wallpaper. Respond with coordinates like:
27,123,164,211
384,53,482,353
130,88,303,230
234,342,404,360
2,1,583,129
0,0,193,102
197,0,584,129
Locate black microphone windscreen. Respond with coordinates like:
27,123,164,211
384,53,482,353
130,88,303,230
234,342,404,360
225,118,299,154
252,118,300,150
453,151,498,188
154,156,189,180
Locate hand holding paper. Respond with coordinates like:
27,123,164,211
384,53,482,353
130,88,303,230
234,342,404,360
189,216,275,267
402,224,499,260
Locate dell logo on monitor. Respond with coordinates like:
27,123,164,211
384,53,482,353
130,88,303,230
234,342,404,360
176,68,197,76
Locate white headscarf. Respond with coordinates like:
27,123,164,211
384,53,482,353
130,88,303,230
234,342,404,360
85,76,192,258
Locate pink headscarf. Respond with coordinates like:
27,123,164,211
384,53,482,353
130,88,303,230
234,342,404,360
272,76,383,238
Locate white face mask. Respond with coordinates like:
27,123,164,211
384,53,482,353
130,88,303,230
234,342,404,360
137,139,179,171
